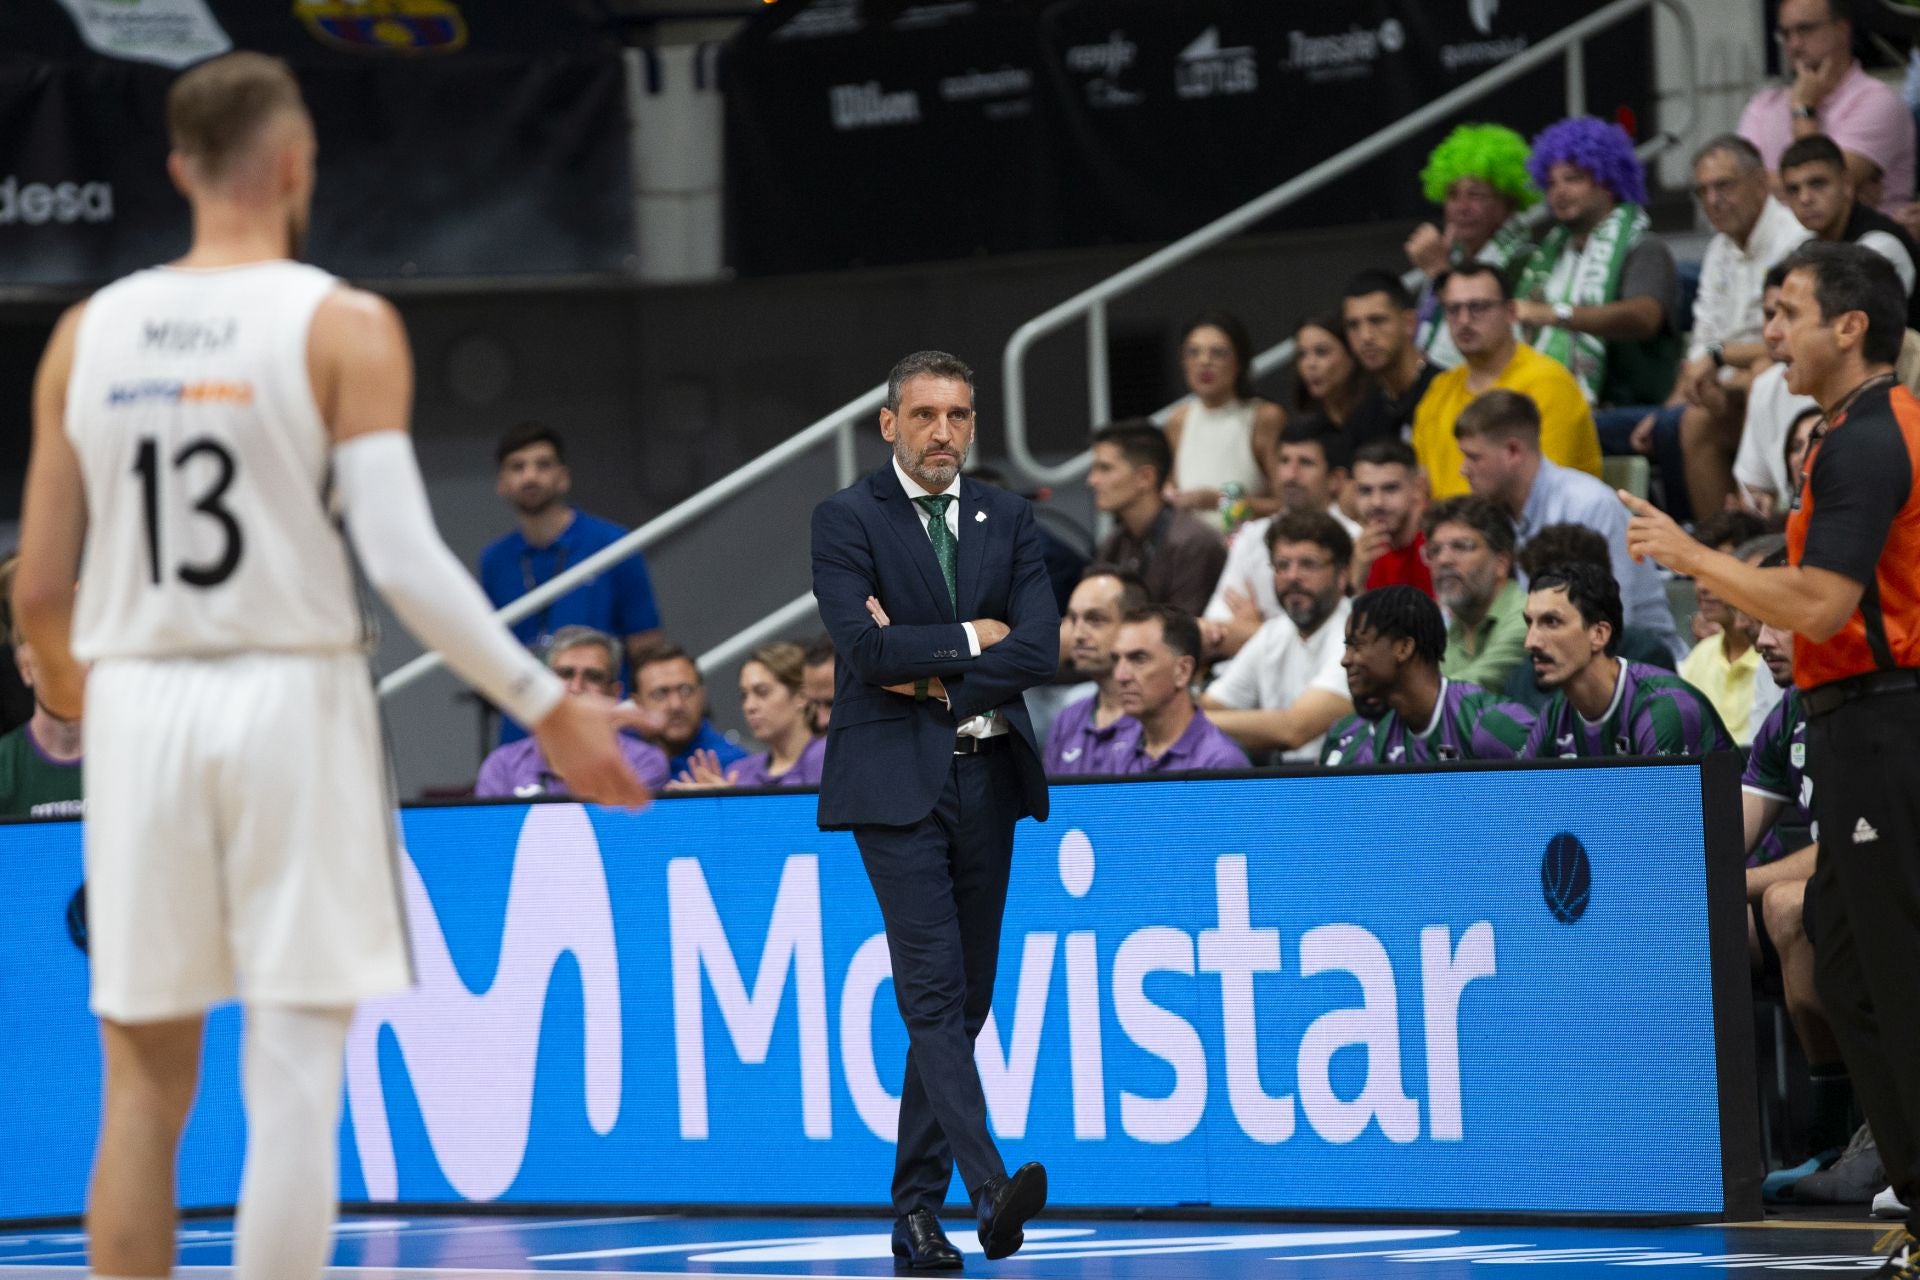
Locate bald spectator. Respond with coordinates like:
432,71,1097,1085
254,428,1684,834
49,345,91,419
1108,606,1249,775
1739,0,1914,213
1044,566,1150,776
1453,389,1680,655
1199,510,1356,762
476,625,671,798
1088,420,1225,618
1426,495,1529,691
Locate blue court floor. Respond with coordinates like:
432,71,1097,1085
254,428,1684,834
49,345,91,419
0,1212,1902,1277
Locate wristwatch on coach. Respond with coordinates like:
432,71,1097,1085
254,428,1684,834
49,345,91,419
1551,301,1575,325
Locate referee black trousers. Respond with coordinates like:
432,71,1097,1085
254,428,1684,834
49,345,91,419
852,748,1020,1215
1806,695,1920,1231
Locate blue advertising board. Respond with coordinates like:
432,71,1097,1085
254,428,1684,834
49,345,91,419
0,763,1757,1223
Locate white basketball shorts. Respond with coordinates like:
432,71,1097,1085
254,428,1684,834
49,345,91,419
84,650,414,1023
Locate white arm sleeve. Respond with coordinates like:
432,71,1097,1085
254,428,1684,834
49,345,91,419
333,431,564,728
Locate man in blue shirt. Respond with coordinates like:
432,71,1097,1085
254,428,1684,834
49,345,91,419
479,422,664,740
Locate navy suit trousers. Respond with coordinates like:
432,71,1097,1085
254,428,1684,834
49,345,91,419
852,747,1021,1214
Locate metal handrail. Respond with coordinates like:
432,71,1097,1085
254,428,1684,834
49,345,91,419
376,381,883,697
1002,0,1701,486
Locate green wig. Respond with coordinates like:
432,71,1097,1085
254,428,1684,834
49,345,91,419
1420,123,1539,210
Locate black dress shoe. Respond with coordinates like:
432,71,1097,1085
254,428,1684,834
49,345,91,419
892,1208,963,1271
973,1161,1048,1261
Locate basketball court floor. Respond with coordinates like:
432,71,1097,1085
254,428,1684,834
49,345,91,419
0,1211,1903,1277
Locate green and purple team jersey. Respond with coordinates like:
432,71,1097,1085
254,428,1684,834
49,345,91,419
1742,687,1810,866
1321,680,1535,765
1521,663,1734,759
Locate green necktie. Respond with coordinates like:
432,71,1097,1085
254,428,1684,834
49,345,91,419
914,494,958,612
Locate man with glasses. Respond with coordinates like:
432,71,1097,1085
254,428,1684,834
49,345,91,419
1199,510,1356,763
1740,0,1914,214
476,625,671,798
1425,495,1529,691
1667,135,1813,516
631,641,748,778
1411,261,1603,499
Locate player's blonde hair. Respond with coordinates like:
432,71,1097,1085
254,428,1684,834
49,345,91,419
166,52,307,185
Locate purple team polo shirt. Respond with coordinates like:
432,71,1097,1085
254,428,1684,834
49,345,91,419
475,733,671,799
1113,708,1251,775
731,735,827,788
1044,693,1138,776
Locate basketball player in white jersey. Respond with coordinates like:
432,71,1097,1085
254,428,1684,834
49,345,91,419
12,53,651,1280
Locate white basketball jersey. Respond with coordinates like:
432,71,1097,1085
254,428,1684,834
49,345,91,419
66,261,366,661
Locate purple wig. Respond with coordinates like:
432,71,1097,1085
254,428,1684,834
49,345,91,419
1527,116,1647,206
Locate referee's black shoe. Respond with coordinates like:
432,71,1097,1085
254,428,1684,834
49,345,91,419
892,1210,962,1271
974,1162,1047,1261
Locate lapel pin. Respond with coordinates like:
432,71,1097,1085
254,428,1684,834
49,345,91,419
975,510,987,523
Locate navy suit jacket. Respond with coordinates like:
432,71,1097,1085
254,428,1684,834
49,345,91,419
812,465,1059,830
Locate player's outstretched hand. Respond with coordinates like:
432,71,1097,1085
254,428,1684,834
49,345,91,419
534,693,654,810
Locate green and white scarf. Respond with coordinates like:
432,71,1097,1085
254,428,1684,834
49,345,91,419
1516,202,1650,404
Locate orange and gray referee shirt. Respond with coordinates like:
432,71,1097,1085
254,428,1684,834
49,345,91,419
1786,380,1920,688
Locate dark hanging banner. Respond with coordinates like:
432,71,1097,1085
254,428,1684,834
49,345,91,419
724,0,1653,275
0,0,633,287
724,0,1055,276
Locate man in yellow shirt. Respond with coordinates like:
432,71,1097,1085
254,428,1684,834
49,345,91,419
1675,514,1776,744
1412,261,1603,498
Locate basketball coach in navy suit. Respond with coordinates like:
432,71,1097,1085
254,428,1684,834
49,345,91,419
811,351,1058,1271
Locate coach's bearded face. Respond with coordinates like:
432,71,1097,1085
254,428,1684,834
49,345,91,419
881,374,976,492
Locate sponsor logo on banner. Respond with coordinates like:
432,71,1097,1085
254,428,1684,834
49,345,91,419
346,805,622,1201
1444,0,1529,72
1064,31,1143,109
294,0,469,55
53,0,232,69
1282,20,1404,84
939,67,1034,121
1175,27,1258,100
828,82,923,130
0,176,114,227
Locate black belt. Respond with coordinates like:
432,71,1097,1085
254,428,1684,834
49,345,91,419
1802,668,1920,717
953,734,1010,755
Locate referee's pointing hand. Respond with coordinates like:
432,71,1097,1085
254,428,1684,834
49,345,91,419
1619,489,1700,576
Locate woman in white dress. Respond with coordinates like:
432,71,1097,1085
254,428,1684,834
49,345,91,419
1163,310,1286,530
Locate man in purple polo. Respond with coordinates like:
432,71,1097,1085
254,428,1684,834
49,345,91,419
475,625,672,798
1321,586,1535,766
1109,605,1250,775
1045,565,1149,776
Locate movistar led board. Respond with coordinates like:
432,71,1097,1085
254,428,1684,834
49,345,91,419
0,762,1757,1222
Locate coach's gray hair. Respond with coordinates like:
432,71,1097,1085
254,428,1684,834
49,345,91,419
884,350,975,413
1692,133,1763,174
543,625,620,670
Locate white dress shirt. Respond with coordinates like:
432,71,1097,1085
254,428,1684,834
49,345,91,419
893,457,1005,738
1202,596,1353,762
1689,197,1812,360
